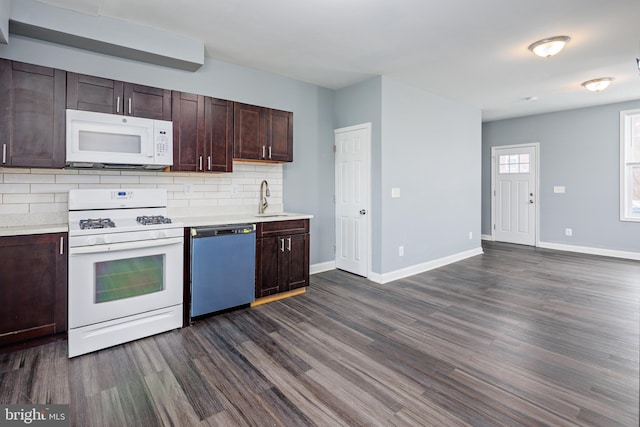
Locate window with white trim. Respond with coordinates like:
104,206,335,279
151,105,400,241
620,108,640,221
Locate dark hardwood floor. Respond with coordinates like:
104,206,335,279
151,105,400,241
1,241,638,426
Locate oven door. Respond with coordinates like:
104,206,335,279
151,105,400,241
68,236,183,329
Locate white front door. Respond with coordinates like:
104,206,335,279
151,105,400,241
492,144,538,246
334,123,371,277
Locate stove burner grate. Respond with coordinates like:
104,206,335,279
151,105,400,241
79,218,116,230
137,215,172,225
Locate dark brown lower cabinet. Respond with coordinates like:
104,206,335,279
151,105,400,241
256,220,309,299
0,233,67,346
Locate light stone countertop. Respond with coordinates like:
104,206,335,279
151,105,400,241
176,212,313,228
0,213,312,237
0,224,69,237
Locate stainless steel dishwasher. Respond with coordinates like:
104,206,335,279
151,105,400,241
190,223,256,318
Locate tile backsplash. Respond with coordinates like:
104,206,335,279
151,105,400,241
0,162,283,227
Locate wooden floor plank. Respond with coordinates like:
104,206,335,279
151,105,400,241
0,241,637,426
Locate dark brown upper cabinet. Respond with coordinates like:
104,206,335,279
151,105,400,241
67,72,171,120
233,102,293,162
0,59,66,168
172,91,233,173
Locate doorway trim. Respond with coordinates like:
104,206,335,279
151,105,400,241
490,142,540,246
334,122,372,279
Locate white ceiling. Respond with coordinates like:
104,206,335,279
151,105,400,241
36,0,640,121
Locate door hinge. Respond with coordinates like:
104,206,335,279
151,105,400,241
333,245,336,254
493,190,496,196
333,145,336,153
493,224,496,230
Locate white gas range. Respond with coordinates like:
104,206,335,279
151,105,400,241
67,189,184,358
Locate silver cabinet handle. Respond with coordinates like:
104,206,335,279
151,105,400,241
280,238,285,252
262,145,266,159
60,236,64,255
268,146,272,159
116,96,120,113
128,98,132,115
208,156,211,171
199,156,203,171
287,237,291,251
2,143,6,164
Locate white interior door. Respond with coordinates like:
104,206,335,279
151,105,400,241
335,123,371,277
492,144,538,246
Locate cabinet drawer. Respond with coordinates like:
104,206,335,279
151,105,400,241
256,219,309,237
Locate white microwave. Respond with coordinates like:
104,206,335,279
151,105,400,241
66,109,173,169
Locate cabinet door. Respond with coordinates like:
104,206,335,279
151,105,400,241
286,233,310,291
234,102,266,160
172,91,204,172
256,236,280,298
67,73,124,114
0,233,67,346
124,83,172,120
0,60,66,168
268,109,293,162
204,97,233,172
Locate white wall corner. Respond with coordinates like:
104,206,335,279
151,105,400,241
9,0,204,71
0,0,9,44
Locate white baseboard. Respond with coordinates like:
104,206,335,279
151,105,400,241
310,260,336,275
481,234,493,241
368,247,484,284
538,241,640,261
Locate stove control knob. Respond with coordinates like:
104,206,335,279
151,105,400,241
87,236,96,246
103,235,112,244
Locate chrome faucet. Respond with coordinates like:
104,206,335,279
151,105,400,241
259,180,270,214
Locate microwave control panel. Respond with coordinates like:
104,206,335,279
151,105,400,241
154,121,173,162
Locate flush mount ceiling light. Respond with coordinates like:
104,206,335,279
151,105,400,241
528,36,571,58
581,77,614,92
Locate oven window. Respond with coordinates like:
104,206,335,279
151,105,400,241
95,254,165,303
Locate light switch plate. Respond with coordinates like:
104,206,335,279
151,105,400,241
554,186,566,193
391,188,401,198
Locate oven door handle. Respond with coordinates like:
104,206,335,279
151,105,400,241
69,237,183,255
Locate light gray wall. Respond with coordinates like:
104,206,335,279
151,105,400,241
0,35,336,265
482,100,640,252
380,77,481,272
334,77,383,271
334,76,482,275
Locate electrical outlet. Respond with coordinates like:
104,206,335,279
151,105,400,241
398,246,404,256
565,228,573,237
468,231,473,240
391,188,401,198
184,183,193,195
